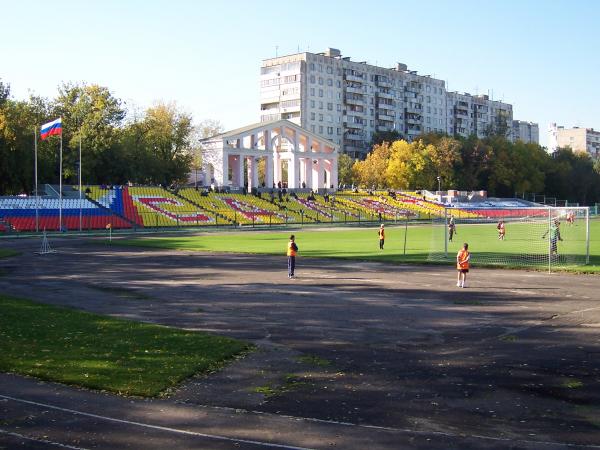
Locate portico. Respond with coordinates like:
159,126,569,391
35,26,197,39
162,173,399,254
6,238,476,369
202,119,339,190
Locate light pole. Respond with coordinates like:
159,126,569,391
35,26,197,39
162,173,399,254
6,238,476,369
436,176,441,193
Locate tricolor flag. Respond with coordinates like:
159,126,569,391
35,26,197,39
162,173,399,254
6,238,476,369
40,118,62,140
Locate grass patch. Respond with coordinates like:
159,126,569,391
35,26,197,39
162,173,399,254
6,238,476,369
87,285,150,301
252,374,310,398
297,354,332,367
113,218,600,274
562,379,584,389
453,299,483,306
0,295,252,396
0,249,19,259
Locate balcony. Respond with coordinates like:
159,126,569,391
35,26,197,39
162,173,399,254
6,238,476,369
345,133,364,141
405,116,421,124
377,102,395,111
377,125,393,132
377,113,395,122
345,74,364,83
345,85,364,94
345,120,363,129
405,105,422,114
376,91,394,100
346,97,364,106
346,108,365,117
376,80,393,88
454,108,469,117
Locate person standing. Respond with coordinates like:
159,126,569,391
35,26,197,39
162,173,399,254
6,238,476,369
456,242,470,288
542,219,562,255
287,235,299,278
378,224,385,250
448,217,456,242
497,220,506,240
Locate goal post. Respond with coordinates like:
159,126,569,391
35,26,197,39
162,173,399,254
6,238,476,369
429,206,590,271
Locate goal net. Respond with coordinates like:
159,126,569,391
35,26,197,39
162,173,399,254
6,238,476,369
428,206,590,270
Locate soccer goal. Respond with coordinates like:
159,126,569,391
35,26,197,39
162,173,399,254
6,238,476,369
428,206,590,271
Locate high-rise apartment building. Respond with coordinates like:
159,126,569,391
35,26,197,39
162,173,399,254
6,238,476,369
549,124,600,157
512,120,539,144
260,48,516,158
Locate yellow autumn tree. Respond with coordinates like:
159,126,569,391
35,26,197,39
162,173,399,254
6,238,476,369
352,142,391,188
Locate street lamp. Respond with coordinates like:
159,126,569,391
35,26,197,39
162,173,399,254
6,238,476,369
436,176,441,193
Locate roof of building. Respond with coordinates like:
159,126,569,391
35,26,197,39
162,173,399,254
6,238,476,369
202,119,339,151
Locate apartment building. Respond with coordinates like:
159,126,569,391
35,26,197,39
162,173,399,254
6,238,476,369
549,123,600,157
512,120,539,144
260,48,515,158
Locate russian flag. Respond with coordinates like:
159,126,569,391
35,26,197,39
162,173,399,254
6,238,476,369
40,118,62,140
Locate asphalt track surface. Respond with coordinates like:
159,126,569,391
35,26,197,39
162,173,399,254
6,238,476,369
0,235,599,449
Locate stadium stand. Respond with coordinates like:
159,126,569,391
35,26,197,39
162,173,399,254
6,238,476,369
0,197,131,231
0,186,548,233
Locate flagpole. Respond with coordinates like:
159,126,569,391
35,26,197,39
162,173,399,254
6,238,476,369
59,132,63,232
79,127,82,232
34,127,39,233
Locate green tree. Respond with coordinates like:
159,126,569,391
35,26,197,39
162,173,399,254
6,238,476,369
52,82,126,184
337,153,355,186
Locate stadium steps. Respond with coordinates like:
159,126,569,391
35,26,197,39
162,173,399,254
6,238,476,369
174,189,234,225
85,196,140,229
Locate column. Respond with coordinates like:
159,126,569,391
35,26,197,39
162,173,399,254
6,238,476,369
266,154,274,188
316,158,324,190
330,157,338,189
238,155,245,188
251,157,259,188
220,155,228,187
305,158,313,190
288,156,300,189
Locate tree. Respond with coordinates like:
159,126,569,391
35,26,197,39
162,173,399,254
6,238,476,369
337,153,355,186
353,142,391,188
370,129,402,147
52,82,126,184
197,119,224,139
140,102,194,186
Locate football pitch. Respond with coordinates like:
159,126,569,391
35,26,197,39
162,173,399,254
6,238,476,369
1,230,600,448
116,217,600,272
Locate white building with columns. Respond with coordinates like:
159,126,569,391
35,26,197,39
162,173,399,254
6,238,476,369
201,119,338,190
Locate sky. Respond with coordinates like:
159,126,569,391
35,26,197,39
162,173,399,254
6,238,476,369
1,0,599,147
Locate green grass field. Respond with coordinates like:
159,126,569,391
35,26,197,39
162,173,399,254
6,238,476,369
0,296,252,396
116,218,600,273
0,249,19,259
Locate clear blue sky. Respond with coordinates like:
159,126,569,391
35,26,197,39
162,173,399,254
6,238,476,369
2,0,598,147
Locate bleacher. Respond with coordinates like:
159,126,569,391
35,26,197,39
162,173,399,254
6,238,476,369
0,186,545,233
0,197,131,232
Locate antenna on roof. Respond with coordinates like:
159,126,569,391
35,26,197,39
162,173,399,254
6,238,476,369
275,45,278,57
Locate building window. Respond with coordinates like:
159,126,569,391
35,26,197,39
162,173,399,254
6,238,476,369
370,120,374,127
311,125,316,132
310,75,315,83
310,100,315,108
319,101,323,109
327,114,333,123
319,77,324,85
319,89,324,97
319,125,323,133
319,114,323,122
327,126,334,134
310,112,315,120
337,104,342,111
310,88,315,96
337,80,341,88
337,128,342,135
327,103,333,111
327,79,333,86
309,63,315,70
327,66,333,74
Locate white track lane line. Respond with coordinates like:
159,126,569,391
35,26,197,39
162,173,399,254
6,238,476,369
3,394,600,449
0,394,312,450
0,427,87,449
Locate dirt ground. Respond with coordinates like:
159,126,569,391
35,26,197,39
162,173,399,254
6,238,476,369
0,235,599,449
